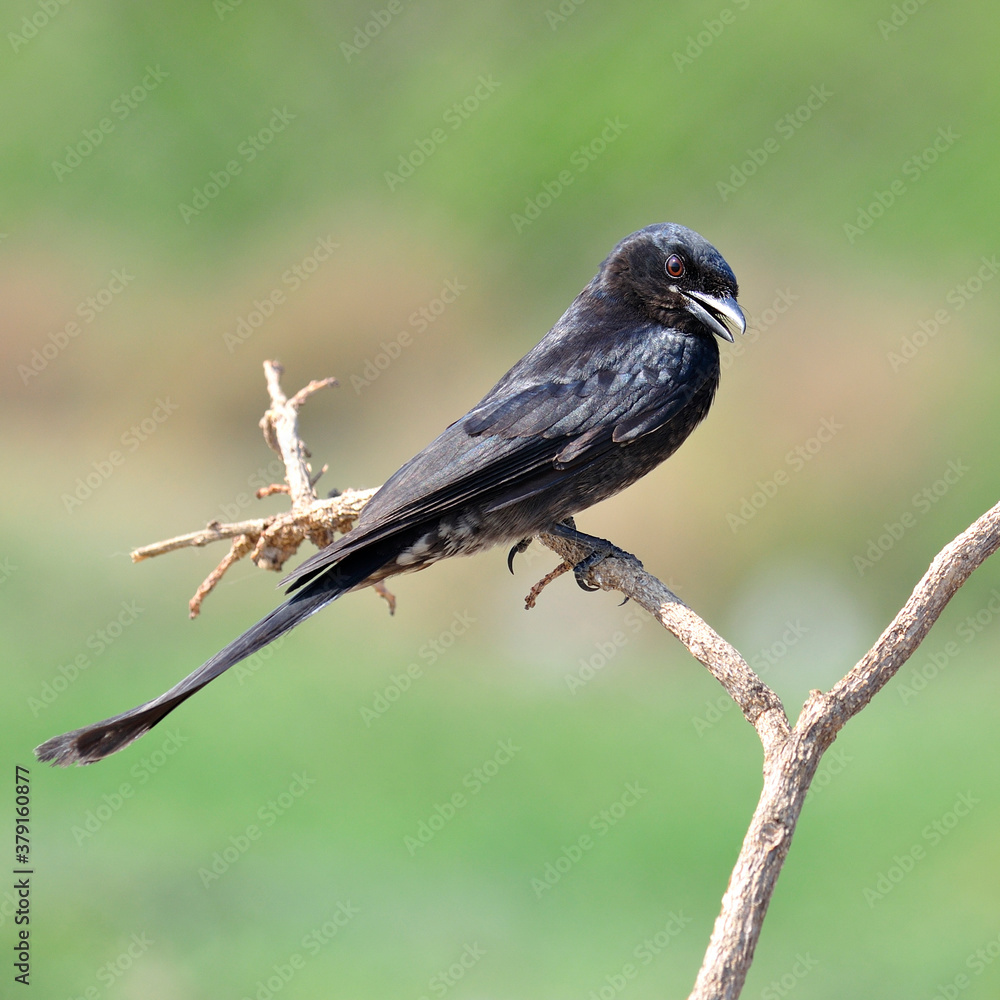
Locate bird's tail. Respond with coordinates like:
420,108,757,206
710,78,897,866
35,582,341,766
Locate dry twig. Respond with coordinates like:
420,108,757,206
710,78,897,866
130,360,380,617
130,361,1000,997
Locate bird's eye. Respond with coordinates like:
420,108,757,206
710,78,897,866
665,254,685,279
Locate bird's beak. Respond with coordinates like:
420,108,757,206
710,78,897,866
682,289,746,344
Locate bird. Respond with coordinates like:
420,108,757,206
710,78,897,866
35,222,745,766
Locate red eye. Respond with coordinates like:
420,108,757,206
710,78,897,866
665,254,685,279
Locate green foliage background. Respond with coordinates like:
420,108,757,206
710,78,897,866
2,2,999,997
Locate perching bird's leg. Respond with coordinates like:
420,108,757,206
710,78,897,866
547,521,643,592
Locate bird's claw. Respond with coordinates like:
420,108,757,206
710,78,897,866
507,538,532,574
548,521,636,594
571,551,603,592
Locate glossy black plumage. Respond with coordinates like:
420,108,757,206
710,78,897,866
36,222,744,766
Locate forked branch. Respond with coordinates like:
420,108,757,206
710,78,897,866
539,505,1000,999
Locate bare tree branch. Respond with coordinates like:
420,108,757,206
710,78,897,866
534,531,792,754
131,518,273,561
129,360,379,616
129,361,1000,997
259,363,338,509
538,501,1000,999
824,504,1000,725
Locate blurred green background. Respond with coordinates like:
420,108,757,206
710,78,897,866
3,2,1000,997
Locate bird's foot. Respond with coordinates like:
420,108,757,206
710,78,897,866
373,580,397,615
546,521,642,593
507,538,532,574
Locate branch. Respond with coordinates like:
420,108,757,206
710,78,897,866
130,361,1000,997
259,364,337,509
129,361,381,617
538,500,1000,999
536,531,790,754
823,503,1000,725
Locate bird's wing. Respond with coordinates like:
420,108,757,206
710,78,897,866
282,325,716,590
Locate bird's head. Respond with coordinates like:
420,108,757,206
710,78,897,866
602,223,746,342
